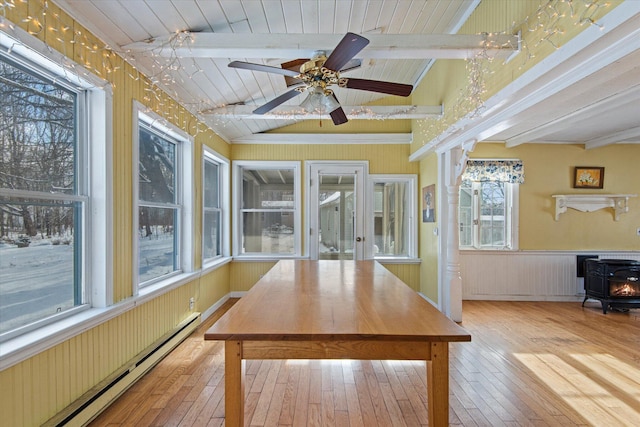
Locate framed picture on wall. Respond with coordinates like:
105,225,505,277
422,184,435,222
574,166,604,189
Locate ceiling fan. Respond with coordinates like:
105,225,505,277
228,32,413,125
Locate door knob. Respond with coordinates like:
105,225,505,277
356,237,363,242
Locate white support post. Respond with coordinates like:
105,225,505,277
445,182,463,322
441,142,474,322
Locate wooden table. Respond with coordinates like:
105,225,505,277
204,260,471,426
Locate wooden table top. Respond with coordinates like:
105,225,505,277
205,260,470,343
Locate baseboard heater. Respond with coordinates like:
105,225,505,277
43,312,201,427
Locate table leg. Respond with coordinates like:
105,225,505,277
427,341,449,427
225,340,245,427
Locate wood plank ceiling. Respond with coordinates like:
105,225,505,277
52,0,481,142
52,0,640,148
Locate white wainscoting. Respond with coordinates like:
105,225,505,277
460,251,640,301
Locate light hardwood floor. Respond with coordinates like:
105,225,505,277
89,299,640,426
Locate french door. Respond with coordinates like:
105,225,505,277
307,162,367,260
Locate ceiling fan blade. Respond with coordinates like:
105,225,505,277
329,94,348,125
229,60,301,78
343,78,413,97
339,58,362,73
323,32,369,72
330,106,348,126
253,87,304,115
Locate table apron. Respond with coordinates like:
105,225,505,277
240,339,435,360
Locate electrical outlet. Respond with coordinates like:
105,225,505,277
189,297,195,310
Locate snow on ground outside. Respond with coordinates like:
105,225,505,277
0,234,174,335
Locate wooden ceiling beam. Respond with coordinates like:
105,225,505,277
123,33,519,60
200,105,443,120
229,133,413,145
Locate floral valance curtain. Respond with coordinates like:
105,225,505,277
462,160,525,184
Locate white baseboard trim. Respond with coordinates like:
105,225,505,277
462,295,584,302
43,313,201,427
200,295,230,323
230,291,248,298
200,292,248,324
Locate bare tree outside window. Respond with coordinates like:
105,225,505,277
137,123,180,284
0,56,82,335
203,158,221,260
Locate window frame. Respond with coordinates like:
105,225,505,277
367,174,418,261
232,160,302,260
459,180,519,251
132,102,193,293
0,27,112,346
202,147,230,268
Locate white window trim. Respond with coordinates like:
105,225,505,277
232,160,302,260
132,101,194,295
202,146,231,269
459,181,519,251
87,85,114,308
509,183,520,251
0,24,112,363
367,174,419,260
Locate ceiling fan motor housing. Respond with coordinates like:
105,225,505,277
298,55,339,93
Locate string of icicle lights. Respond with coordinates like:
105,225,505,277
0,0,214,137
415,0,611,146
0,0,611,137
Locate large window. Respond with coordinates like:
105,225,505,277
203,148,229,266
0,36,110,342
135,108,192,287
233,161,301,258
369,175,417,259
459,160,522,250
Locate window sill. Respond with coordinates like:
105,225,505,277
232,255,306,262
375,257,422,264
460,249,519,254
202,256,232,274
460,247,517,252
1,270,201,371
137,271,199,303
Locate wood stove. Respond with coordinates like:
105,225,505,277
583,258,640,313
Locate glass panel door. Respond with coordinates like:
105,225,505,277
308,162,366,260
317,173,355,260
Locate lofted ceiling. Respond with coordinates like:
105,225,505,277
52,0,640,148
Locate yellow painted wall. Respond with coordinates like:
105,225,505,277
230,261,278,292
419,154,439,302
471,143,640,251
381,263,421,292
229,261,420,293
231,143,417,173
1,2,231,425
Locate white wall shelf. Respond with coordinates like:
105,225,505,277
552,194,637,221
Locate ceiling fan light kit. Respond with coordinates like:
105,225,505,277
229,32,414,125
299,87,341,114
